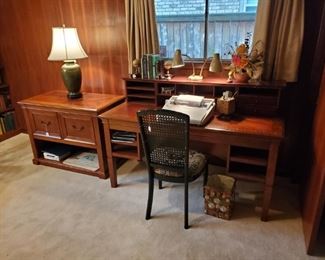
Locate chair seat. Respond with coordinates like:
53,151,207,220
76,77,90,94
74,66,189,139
154,150,206,178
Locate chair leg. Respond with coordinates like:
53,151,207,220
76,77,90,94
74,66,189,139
184,181,189,229
146,174,154,220
158,180,163,189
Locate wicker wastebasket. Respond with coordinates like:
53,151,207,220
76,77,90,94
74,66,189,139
204,174,236,220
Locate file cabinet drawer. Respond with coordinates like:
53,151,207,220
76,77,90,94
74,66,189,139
29,109,61,139
60,113,95,145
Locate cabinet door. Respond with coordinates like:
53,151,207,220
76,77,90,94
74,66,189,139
60,113,96,145
29,109,61,139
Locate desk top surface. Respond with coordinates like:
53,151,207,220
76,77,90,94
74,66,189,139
124,76,286,88
99,102,284,139
18,90,125,112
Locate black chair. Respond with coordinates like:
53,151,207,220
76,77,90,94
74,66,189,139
137,109,208,229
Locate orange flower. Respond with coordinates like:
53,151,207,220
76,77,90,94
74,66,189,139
235,44,247,54
239,56,249,68
227,39,264,82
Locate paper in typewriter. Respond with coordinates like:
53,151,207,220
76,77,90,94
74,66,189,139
163,95,215,125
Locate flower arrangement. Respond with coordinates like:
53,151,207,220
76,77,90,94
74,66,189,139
225,33,264,83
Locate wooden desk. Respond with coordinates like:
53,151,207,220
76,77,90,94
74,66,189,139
19,90,125,179
100,102,284,221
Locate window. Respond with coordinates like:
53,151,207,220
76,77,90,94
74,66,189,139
155,0,259,59
244,0,258,12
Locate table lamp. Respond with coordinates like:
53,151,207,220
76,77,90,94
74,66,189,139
172,50,222,81
207,53,223,73
48,25,88,99
172,49,196,79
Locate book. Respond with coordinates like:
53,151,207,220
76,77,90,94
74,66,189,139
0,96,6,111
141,54,149,79
111,139,135,144
151,54,160,79
2,112,11,131
2,111,15,131
42,144,72,161
112,131,136,142
0,117,5,133
63,151,99,171
112,131,136,138
146,54,161,79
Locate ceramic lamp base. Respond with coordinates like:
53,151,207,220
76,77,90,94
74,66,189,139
67,91,82,99
61,60,83,99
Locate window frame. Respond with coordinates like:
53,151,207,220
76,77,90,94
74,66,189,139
155,0,258,60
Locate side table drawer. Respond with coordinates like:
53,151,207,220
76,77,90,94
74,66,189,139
60,113,96,145
29,109,61,139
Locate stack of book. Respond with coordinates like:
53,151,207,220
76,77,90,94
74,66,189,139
63,151,99,171
112,131,136,143
0,111,16,134
0,87,11,112
42,144,72,161
0,85,16,135
141,54,161,79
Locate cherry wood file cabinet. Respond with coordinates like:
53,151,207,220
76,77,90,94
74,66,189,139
18,90,125,179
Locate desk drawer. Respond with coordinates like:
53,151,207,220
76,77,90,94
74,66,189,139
29,109,61,139
108,119,139,133
237,95,278,106
60,113,96,145
236,103,278,116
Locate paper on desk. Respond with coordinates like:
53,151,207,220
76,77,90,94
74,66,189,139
175,94,204,107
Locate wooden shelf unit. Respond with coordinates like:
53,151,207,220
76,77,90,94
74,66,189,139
18,90,125,179
0,67,19,140
110,130,141,160
227,145,269,183
123,76,285,116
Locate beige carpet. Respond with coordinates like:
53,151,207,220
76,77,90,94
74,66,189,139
0,134,321,260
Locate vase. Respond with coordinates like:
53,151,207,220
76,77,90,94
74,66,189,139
233,72,250,83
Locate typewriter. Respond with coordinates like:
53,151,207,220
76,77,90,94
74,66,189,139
162,94,215,126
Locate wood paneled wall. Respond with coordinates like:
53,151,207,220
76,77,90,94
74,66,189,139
0,0,128,129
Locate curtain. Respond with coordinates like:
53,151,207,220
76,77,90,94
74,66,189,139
125,0,159,74
253,0,304,82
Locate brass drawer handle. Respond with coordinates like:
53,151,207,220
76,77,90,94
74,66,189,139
72,125,85,131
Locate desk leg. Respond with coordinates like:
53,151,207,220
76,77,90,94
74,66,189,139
108,156,118,188
102,120,118,188
261,142,280,221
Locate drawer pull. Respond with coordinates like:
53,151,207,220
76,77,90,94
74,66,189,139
72,125,85,131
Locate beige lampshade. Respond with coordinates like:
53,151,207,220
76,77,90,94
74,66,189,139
172,49,185,68
48,26,88,61
209,53,222,73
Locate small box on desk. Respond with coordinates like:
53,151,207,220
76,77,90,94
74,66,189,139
217,97,235,115
204,174,236,220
